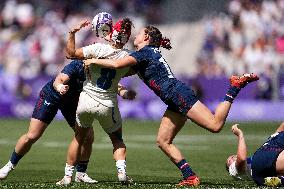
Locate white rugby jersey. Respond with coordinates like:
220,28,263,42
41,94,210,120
82,43,130,107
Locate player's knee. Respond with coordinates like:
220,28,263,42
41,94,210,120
25,133,41,143
210,126,222,133
156,137,168,149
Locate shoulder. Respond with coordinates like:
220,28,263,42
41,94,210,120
62,60,83,75
69,60,84,68
130,47,149,60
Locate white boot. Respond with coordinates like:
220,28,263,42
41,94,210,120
56,176,72,186
116,160,133,184
55,163,74,185
118,172,133,184
0,161,15,180
75,172,98,183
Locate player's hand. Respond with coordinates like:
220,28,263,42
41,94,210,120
83,58,96,66
56,84,69,95
122,90,136,100
70,20,90,34
231,124,243,136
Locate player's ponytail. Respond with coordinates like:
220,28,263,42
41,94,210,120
145,25,172,50
160,37,172,50
120,18,133,35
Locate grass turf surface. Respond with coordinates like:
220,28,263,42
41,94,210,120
0,119,281,188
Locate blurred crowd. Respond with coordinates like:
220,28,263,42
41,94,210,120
0,0,163,99
1,0,284,102
199,0,284,99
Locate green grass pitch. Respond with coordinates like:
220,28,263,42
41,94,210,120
0,119,281,188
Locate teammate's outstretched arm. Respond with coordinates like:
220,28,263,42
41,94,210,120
66,20,90,59
84,56,137,69
232,124,248,172
53,73,70,95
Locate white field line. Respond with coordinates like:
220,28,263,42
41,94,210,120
0,139,209,151
0,134,266,151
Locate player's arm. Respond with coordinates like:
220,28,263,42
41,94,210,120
84,56,137,69
117,83,136,100
66,20,90,59
53,73,70,95
276,122,284,133
232,124,248,172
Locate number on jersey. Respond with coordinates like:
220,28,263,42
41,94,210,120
96,68,116,90
159,57,174,78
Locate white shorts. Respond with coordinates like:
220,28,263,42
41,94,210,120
76,92,122,134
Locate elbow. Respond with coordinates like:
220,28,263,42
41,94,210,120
65,51,73,59
65,49,76,59
210,128,222,133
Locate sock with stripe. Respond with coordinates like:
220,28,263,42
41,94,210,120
223,86,241,103
175,159,195,179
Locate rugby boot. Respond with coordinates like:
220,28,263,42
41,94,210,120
0,161,14,180
75,172,98,183
230,73,259,88
177,175,200,187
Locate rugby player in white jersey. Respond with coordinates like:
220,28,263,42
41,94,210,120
56,16,135,185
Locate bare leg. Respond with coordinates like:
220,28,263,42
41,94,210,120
15,118,48,155
187,100,231,133
156,109,187,163
56,125,96,185
67,125,92,166
109,128,126,161
79,127,94,162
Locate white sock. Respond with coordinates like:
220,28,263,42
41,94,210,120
65,163,75,177
116,160,126,174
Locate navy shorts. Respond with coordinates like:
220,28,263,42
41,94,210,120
32,90,79,127
251,146,283,185
166,81,198,116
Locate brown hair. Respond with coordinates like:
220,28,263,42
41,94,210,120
120,18,133,35
145,25,172,50
112,17,133,44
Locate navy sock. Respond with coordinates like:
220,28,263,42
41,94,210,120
10,150,23,165
223,86,241,103
175,159,195,179
76,160,89,173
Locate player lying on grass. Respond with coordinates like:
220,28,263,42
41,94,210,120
0,59,134,183
56,15,136,185
226,123,284,186
83,25,259,186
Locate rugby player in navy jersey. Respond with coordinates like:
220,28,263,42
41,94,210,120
0,60,98,183
226,123,284,187
0,59,134,183
84,25,259,186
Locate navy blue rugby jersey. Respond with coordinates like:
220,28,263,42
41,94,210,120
130,45,183,98
41,60,86,102
260,131,284,149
